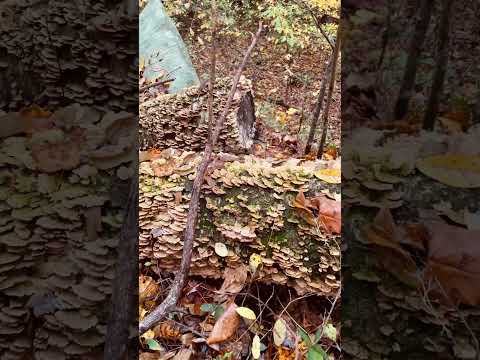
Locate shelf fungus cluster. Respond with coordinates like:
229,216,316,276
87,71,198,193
139,149,341,296
0,1,137,112
139,76,256,153
0,104,135,359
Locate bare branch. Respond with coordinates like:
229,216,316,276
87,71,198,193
318,32,341,157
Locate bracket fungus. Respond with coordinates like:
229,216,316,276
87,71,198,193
139,149,341,296
139,77,257,153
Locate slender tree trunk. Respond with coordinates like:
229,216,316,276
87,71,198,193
304,50,334,155
423,0,453,130
104,176,139,359
317,33,341,158
393,0,433,121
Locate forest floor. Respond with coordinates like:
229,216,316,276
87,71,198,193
184,29,341,158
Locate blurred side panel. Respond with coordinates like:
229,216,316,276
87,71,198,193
342,0,480,359
0,0,139,359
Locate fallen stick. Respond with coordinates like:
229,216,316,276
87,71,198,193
139,22,264,335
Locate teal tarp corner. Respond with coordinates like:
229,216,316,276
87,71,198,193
140,0,199,93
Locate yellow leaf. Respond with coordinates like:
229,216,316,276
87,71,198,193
416,155,480,188
273,318,287,346
314,168,341,184
141,329,155,341
249,253,263,273
252,334,261,359
236,307,257,320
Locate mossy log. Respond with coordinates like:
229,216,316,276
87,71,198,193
139,149,341,296
139,76,256,153
0,104,136,359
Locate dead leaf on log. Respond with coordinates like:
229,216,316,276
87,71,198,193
424,222,480,306
362,208,419,288
293,192,341,234
207,302,240,345
311,195,341,234
216,264,248,300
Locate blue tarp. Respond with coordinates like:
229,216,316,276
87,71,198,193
140,0,199,93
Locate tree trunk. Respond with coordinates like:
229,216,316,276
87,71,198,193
139,150,341,296
423,0,453,130
139,77,256,154
393,0,433,121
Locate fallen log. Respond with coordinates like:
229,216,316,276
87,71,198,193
139,76,256,153
139,149,341,296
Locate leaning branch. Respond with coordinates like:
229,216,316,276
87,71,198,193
139,22,263,335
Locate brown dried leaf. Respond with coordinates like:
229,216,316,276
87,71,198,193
311,195,341,234
139,275,160,309
424,223,480,306
217,264,248,299
207,302,240,345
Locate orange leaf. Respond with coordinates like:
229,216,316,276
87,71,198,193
207,302,240,345
311,195,341,234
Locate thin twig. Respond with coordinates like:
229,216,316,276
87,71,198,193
317,29,341,157
139,22,264,335
207,0,218,138
304,51,334,155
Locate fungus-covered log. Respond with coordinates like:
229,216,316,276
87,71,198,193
139,149,341,296
139,77,256,153
0,105,136,359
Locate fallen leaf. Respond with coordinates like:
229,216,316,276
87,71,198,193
252,334,261,359
416,154,480,188
311,195,341,234
314,168,341,184
207,303,240,345
153,320,182,341
362,209,420,287
323,323,337,342
236,307,256,320
139,275,159,309
424,222,480,306
145,338,163,352
214,242,229,257
273,318,287,346
217,264,248,298
307,345,327,360
249,253,263,273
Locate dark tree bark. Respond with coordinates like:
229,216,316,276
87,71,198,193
393,0,433,121
318,33,341,157
423,0,454,130
304,51,334,155
104,176,139,359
